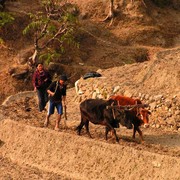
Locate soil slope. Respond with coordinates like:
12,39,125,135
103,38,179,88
0,119,180,180
0,0,180,179
0,86,180,179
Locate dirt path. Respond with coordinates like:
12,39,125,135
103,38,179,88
0,1,180,178
0,119,180,180
0,155,66,180
0,88,180,179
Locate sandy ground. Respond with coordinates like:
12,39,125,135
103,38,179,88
0,0,180,179
0,89,180,180
1,119,180,180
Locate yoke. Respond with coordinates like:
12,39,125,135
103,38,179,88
106,104,149,110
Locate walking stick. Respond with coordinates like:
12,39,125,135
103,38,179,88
63,105,68,128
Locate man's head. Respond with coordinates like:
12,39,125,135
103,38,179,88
37,63,43,71
59,75,67,84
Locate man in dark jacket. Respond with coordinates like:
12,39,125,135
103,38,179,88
32,63,51,112
44,75,67,131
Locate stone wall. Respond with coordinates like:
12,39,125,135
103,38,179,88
74,77,180,131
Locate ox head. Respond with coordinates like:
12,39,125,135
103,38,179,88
106,99,133,129
136,108,151,128
115,109,133,129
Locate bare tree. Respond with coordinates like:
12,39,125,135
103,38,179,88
103,0,146,24
103,0,114,22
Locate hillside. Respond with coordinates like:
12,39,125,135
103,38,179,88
0,0,180,103
0,0,180,179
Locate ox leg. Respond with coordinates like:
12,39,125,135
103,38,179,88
132,126,136,139
105,126,110,140
85,121,92,138
113,129,119,143
133,126,144,142
137,127,144,142
106,124,119,143
76,120,85,135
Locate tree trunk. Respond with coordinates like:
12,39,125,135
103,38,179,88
28,49,38,66
109,0,114,19
103,0,115,22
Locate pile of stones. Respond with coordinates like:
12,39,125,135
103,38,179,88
74,77,180,131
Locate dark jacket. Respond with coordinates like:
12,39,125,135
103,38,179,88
32,69,51,89
47,81,66,102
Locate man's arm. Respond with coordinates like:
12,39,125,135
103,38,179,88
47,89,55,97
47,82,55,96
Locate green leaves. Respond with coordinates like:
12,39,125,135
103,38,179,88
62,12,77,24
23,13,49,35
23,0,79,64
0,38,4,45
39,51,61,65
0,12,14,27
0,12,14,46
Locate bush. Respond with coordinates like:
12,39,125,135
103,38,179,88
0,12,14,27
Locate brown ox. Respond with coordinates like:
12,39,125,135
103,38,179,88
110,95,151,142
76,99,133,143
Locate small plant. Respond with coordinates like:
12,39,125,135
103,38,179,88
0,12,14,27
0,12,14,46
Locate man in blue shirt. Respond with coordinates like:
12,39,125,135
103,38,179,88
44,75,67,131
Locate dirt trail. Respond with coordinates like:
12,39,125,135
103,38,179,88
0,0,180,179
0,87,180,179
0,119,180,180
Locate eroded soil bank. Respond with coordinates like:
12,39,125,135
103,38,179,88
0,119,180,180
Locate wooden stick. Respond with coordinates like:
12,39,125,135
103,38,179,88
106,104,149,110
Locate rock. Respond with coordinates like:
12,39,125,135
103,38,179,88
166,118,175,126
12,70,29,79
156,124,161,128
15,48,33,65
152,161,161,168
124,90,133,97
8,67,16,75
2,91,36,106
154,95,163,101
9,64,29,79
113,86,120,93
165,100,172,108
149,102,156,110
